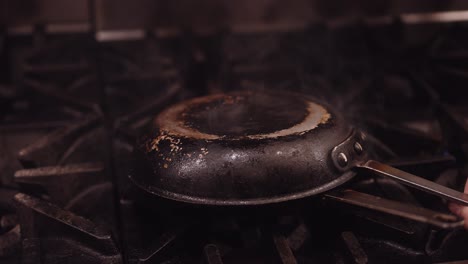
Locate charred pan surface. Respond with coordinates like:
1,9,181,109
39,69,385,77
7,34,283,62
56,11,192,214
153,91,330,140
131,91,353,205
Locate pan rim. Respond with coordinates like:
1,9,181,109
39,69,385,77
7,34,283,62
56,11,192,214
128,171,356,206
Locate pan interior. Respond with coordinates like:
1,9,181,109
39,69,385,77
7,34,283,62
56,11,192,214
185,93,307,136
156,91,331,140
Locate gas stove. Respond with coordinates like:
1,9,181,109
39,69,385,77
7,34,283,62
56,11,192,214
1,14,468,264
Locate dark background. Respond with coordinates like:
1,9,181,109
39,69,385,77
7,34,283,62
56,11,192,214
2,0,468,31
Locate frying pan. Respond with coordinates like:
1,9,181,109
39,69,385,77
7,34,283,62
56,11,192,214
130,90,468,228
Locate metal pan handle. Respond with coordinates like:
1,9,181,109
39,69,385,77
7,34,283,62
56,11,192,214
357,160,468,206
325,189,464,229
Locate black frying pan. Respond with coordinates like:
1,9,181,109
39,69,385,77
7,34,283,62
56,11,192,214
130,91,468,228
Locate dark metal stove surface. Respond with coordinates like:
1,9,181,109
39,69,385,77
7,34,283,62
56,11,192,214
1,21,468,264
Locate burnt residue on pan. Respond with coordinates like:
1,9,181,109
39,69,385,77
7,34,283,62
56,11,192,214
151,91,331,143
144,91,333,171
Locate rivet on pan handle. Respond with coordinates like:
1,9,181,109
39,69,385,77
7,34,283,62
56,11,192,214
331,130,369,172
325,189,464,229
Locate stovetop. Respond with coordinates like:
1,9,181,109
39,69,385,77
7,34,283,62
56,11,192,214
1,21,468,264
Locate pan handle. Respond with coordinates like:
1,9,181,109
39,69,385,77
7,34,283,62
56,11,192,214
325,189,464,229
357,160,468,206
